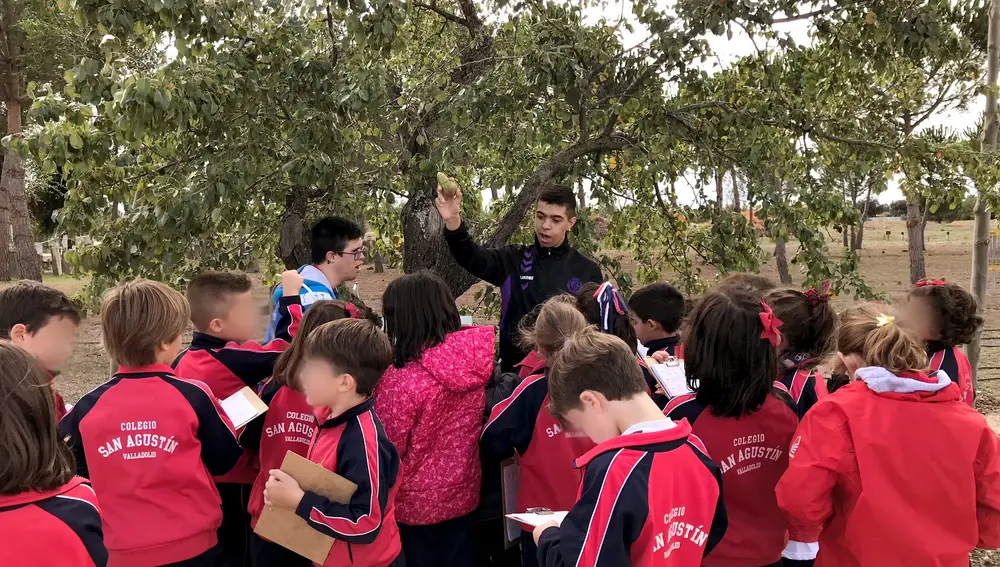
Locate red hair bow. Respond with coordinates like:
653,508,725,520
759,301,784,348
345,303,362,319
916,279,946,287
805,280,832,306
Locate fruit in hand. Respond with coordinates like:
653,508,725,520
437,172,459,197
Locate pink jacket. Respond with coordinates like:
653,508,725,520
375,326,495,526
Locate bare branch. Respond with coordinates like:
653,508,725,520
412,1,468,27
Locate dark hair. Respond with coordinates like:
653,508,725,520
717,273,776,295
305,319,393,396
537,184,577,218
684,287,779,418
628,282,686,333
0,341,75,495
0,281,80,338
273,300,357,390
186,271,253,331
575,282,638,352
763,287,837,357
910,282,984,347
382,270,461,367
548,327,647,419
310,216,364,264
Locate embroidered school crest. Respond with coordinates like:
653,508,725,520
566,277,583,294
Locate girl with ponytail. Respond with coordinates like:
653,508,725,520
777,304,1000,567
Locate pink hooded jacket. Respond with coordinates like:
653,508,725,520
375,326,496,526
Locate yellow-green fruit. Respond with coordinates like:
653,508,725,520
437,172,459,197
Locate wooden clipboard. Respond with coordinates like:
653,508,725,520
253,451,358,564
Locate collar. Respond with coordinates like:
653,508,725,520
533,233,572,258
0,477,89,507
925,340,951,354
190,332,228,350
782,351,816,370
300,264,335,291
316,396,376,430
576,418,693,468
644,336,681,354
856,366,950,393
115,363,177,376
623,417,677,436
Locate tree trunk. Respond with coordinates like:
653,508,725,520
968,0,1000,393
577,179,585,211
731,169,741,212
774,236,792,284
715,169,724,213
0,153,10,280
843,228,849,248
0,53,38,281
852,222,866,251
906,195,927,283
490,185,499,201
276,188,310,269
854,179,874,251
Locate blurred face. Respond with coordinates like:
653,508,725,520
534,201,576,248
209,290,258,342
559,391,620,445
326,238,365,284
904,295,940,343
629,313,661,346
299,356,352,408
11,316,79,372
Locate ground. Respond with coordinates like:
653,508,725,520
21,217,1000,563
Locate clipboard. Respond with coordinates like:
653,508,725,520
220,386,269,429
254,451,358,564
644,357,695,398
501,457,521,548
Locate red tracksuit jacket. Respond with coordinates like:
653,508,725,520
297,397,402,567
480,371,595,517
536,419,727,567
50,371,69,421
59,364,244,566
0,477,107,567
666,394,799,567
777,367,1000,567
243,378,317,528
774,355,827,420
928,342,975,407
173,296,302,484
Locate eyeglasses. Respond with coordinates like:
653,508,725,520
339,248,365,261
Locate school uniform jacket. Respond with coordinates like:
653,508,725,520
928,341,975,407
297,397,402,567
536,419,727,567
59,364,244,567
444,222,603,371
777,367,1000,567
49,371,69,420
480,372,596,518
0,477,107,567
774,355,828,420
172,295,302,484
666,394,801,567
243,378,317,528
642,336,683,408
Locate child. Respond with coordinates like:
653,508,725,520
0,280,81,419
263,318,403,567
907,279,983,406
776,305,1000,567
532,327,727,566
174,270,305,567
60,279,244,567
575,281,638,351
375,271,495,567
665,287,806,567
243,300,362,567
0,341,107,567
629,281,686,408
763,283,836,418
480,296,594,567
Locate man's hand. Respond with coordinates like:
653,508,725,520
434,181,463,232
533,520,559,545
281,270,305,297
264,469,305,509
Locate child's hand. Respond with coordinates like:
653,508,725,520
650,351,672,364
655,384,666,397
264,469,305,509
533,520,559,545
281,270,305,297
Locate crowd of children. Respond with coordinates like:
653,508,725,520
1,216,1000,567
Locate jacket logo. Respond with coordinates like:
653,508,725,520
789,436,801,458
97,421,179,460
567,277,583,294
520,275,534,281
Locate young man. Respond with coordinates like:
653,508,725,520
265,216,365,340
60,279,243,567
173,270,305,567
0,280,81,419
436,183,603,371
534,328,727,567
263,318,403,567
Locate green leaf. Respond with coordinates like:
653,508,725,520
69,133,84,150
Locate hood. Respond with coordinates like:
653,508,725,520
417,326,496,393
515,350,547,378
856,366,959,402
0,476,88,507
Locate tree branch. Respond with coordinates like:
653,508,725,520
412,1,468,27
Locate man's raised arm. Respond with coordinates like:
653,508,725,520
435,181,509,287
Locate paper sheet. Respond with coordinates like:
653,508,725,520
647,359,695,398
505,511,569,528
501,459,521,546
461,315,474,326
221,387,267,428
